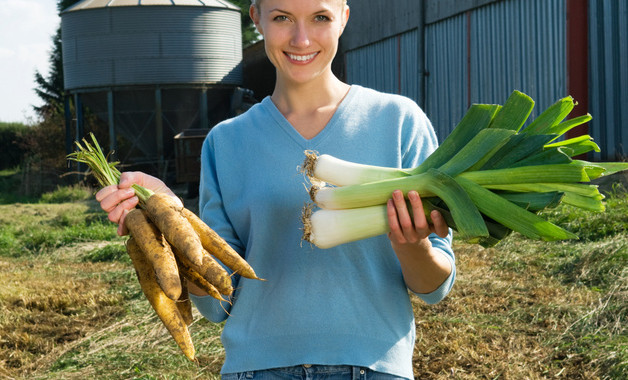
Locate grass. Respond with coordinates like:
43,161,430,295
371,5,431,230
412,186,628,379
0,179,626,379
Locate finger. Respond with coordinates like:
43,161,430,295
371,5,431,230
107,196,139,224
117,209,130,236
430,210,450,238
100,187,136,213
118,172,142,189
408,191,429,233
95,185,118,202
392,190,415,238
386,199,406,244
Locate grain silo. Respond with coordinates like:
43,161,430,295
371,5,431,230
61,0,253,184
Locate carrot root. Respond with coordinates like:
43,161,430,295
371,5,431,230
182,208,263,281
125,209,182,301
126,237,195,361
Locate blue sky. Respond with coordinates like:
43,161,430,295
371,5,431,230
0,0,60,124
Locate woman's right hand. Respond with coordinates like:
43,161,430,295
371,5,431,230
95,171,175,236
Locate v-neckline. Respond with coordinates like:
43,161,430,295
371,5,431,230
262,85,359,149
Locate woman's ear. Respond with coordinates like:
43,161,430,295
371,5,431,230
250,5,263,35
340,5,350,35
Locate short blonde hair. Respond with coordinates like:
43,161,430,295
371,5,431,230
251,0,348,9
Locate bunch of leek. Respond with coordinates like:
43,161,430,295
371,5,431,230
301,90,628,249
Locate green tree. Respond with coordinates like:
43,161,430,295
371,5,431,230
33,28,65,118
33,0,80,118
230,0,261,47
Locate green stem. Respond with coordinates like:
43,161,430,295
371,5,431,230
67,133,154,205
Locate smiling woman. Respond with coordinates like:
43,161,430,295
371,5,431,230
248,0,352,140
93,0,456,378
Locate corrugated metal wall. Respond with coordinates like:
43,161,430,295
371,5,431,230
424,0,567,142
62,6,242,90
424,14,467,140
589,0,628,161
345,29,422,105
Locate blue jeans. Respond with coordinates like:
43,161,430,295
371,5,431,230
221,365,408,380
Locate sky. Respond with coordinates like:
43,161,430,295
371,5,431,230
0,0,60,124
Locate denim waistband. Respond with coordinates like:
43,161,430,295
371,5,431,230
223,364,407,380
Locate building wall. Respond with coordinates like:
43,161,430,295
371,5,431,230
342,0,568,144
345,29,421,103
342,0,423,51
588,0,628,161
62,6,243,90
425,0,568,139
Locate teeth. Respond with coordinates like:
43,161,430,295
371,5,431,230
288,53,317,61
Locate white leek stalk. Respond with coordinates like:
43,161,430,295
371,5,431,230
302,204,389,249
302,151,410,186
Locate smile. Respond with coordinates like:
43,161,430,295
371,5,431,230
286,52,318,62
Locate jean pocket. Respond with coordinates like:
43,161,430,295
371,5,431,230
221,373,250,380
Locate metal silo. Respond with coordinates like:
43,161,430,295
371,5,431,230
61,0,251,184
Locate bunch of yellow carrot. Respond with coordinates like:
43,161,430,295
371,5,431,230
68,134,262,361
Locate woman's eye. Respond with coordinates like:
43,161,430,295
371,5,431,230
314,15,331,22
273,15,289,22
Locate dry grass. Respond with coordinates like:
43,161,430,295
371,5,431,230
412,225,627,380
0,244,126,376
0,186,625,379
413,243,595,379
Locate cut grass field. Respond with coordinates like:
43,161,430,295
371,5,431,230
0,171,626,379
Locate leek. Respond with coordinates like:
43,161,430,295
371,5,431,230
300,90,628,249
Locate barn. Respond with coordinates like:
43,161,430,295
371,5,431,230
338,0,627,162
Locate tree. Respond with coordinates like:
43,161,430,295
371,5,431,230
229,0,261,47
33,28,65,118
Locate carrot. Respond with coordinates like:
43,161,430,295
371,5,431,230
145,193,205,267
174,246,234,297
125,208,182,301
176,255,227,302
181,208,263,280
126,237,195,361
177,276,194,326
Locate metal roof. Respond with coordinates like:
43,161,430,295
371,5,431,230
62,0,239,13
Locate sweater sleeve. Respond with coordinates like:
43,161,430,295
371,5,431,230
189,129,240,323
401,100,457,305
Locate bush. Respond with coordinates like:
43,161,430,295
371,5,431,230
40,184,94,203
0,122,30,170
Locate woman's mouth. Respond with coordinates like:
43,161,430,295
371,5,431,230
285,52,319,63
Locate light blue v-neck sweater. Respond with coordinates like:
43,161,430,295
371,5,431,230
190,85,455,378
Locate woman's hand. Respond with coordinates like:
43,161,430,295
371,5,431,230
387,189,452,294
95,171,176,236
387,189,449,244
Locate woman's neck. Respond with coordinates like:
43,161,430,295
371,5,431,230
270,73,351,139
271,73,349,117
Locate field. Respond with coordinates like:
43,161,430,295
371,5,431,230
0,168,626,379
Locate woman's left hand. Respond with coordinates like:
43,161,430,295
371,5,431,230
387,189,449,244
387,189,452,294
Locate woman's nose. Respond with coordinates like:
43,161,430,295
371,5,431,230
290,22,311,48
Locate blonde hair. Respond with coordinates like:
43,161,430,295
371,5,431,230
251,0,348,9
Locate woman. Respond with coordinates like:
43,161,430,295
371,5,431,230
96,0,455,378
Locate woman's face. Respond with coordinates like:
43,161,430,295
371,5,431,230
250,0,349,86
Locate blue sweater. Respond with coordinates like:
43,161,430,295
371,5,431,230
190,85,455,378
